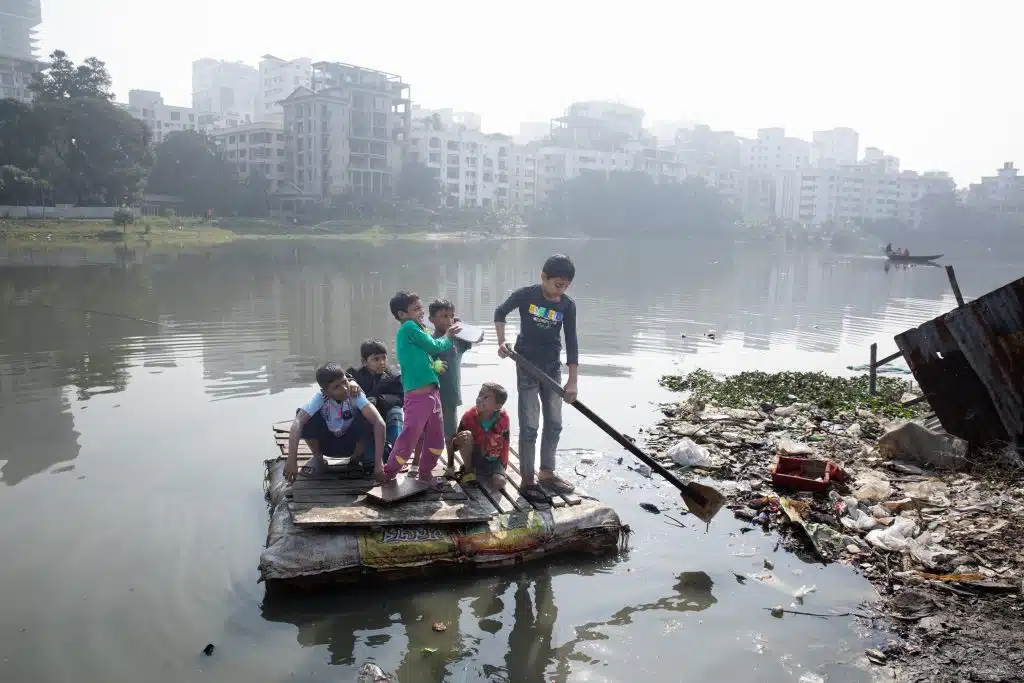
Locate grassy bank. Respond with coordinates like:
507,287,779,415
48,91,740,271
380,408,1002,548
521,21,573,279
0,217,237,248
0,218,501,249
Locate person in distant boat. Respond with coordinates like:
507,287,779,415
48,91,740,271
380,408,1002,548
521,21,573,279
427,298,475,472
885,242,892,254
452,382,511,491
284,362,386,483
348,339,405,468
381,291,461,485
903,248,910,257
494,253,579,503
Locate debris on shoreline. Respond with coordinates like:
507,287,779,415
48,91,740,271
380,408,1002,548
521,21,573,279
645,369,1024,682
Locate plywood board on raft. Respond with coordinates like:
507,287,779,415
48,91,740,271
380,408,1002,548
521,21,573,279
365,476,434,504
289,493,495,527
269,420,586,529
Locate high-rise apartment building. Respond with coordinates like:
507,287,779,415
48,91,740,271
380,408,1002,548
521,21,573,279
0,53,41,102
191,58,258,125
0,0,41,60
119,90,196,145
256,55,312,122
408,125,512,209
812,127,860,168
0,0,42,102
279,61,410,201
740,128,810,172
210,121,289,192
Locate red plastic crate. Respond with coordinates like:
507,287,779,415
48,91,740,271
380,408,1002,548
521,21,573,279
771,455,844,492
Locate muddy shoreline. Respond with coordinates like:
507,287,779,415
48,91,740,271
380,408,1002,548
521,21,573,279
642,370,1024,683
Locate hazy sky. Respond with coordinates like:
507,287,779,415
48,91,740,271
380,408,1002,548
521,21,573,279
38,0,1019,185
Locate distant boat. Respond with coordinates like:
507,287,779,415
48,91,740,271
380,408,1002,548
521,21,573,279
884,249,943,263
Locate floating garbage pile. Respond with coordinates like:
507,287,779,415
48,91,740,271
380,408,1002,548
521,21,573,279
645,369,1024,682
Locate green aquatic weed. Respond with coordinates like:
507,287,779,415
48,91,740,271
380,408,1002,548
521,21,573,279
658,369,919,419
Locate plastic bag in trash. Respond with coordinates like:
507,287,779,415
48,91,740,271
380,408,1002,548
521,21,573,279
666,438,713,468
865,517,919,552
840,506,879,531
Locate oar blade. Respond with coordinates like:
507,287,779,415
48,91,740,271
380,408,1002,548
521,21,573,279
681,482,727,525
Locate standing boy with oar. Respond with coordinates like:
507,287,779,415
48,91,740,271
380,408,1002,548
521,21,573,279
494,254,579,503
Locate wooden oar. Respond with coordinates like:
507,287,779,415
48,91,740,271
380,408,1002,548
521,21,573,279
506,349,726,525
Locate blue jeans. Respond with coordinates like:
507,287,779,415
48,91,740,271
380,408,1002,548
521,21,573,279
364,406,403,466
517,361,562,480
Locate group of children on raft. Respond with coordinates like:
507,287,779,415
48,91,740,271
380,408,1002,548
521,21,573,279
283,254,579,503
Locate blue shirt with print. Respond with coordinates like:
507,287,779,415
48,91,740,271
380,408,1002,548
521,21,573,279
301,391,369,435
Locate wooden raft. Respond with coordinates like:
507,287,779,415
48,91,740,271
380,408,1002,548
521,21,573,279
272,421,582,528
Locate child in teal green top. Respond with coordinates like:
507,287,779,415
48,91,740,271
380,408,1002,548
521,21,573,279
382,291,461,482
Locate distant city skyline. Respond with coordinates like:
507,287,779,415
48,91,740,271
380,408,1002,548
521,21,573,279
32,0,1022,186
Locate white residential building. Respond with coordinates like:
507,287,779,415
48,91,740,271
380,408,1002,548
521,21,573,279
862,147,900,174
408,127,512,209
196,111,250,132
967,162,1024,215
811,127,859,167
120,90,197,145
535,146,635,203
0,0,40,60
740,128,810,172
411,105,481,132
278,61,410,201
792,165,953,227
257,55,312,121
210,122,289,192
634,146,687,184
0,54,42,103
510,146,539,213
671,125,743,174
550,100,646,150
191,58,258,124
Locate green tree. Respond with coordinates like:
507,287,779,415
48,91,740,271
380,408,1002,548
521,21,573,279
238,170,271,217
396,161,443,207
146,130,240,215
544,171,738,237
112,208,134,232
0,99,47,171
0,165,49,205
37,97,152,206
29,50,114,101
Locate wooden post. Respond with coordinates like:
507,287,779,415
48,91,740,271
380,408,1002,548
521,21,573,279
945,265,965,307
869,343,878,395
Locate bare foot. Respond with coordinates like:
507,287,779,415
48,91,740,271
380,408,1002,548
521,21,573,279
538,471,574,494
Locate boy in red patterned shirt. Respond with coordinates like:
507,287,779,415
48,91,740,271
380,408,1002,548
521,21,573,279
452,382,510,490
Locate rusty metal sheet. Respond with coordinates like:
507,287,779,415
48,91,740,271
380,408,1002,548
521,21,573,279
894,276,1024,446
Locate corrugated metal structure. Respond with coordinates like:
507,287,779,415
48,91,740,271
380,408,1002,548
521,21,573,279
894,276,1024,446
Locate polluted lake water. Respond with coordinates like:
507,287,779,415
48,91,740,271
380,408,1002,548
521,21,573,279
4,240,1019,682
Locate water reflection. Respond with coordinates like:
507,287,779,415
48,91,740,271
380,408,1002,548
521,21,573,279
2,239,1012,407
260,564,718,683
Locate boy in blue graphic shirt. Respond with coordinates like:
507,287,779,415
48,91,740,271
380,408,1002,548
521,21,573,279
284,362,387,483
428,298,474,465
494,254,579,503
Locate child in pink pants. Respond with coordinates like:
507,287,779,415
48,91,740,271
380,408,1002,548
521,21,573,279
382,291,461,483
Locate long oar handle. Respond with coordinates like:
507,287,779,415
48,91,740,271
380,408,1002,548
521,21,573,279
505,348,708,505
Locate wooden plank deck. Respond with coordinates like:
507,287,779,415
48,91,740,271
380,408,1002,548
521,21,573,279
272,422,585,528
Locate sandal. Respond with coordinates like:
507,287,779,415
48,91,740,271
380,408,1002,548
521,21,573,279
300,455,328,477
415,475,448,492
540,474,575,494
520,484,549,504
